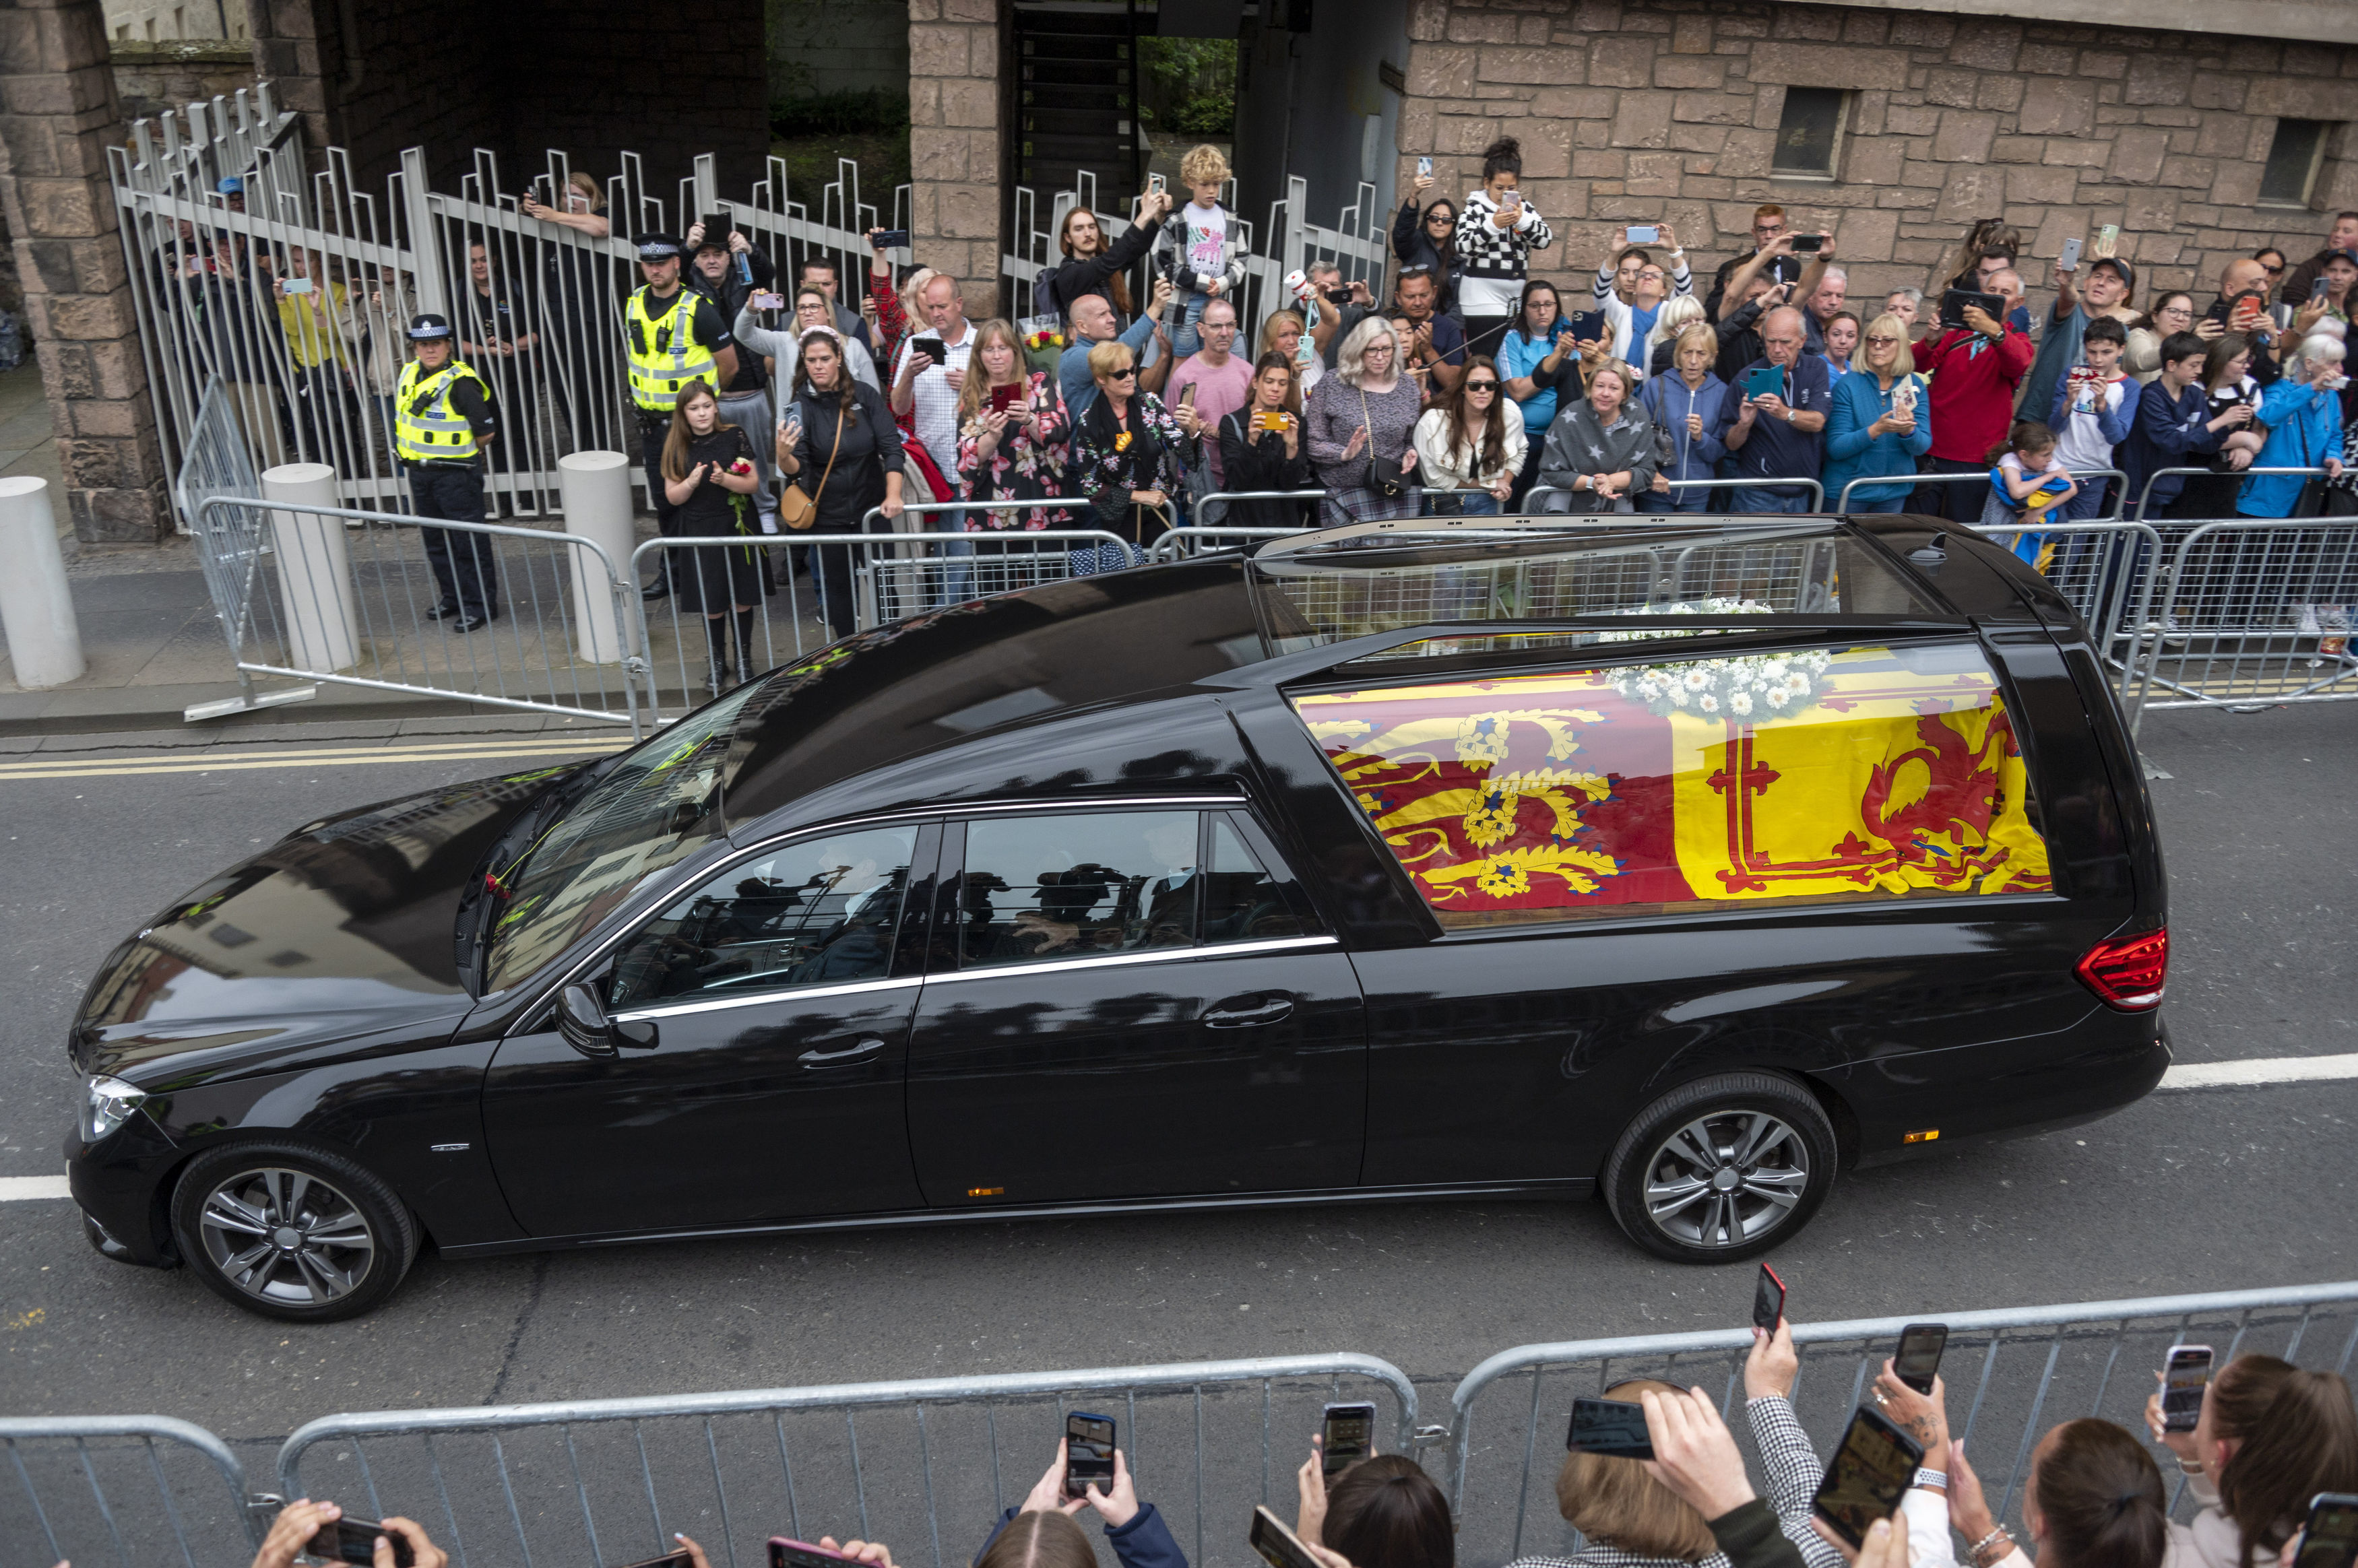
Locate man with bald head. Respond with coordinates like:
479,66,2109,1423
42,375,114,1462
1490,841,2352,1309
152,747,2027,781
2203,255,2283,387
1911,268,2034,519
1716,304,1832,513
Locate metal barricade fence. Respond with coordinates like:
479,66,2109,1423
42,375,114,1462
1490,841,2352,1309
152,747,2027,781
2132,513,2358,713
1523,476,1829,513
1,1412,263,1567
273,1355,1420,1568
193,495,645,735
1443,1281,2358,1567
1186,490,1327,531
1835,467,2130,521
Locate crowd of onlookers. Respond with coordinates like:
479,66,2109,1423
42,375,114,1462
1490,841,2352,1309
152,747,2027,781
196,1316,2357,1568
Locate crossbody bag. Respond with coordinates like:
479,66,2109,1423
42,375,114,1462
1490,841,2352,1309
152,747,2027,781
778,398,848,531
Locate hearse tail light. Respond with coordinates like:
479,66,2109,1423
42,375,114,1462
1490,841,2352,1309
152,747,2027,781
2075,926,2167,1011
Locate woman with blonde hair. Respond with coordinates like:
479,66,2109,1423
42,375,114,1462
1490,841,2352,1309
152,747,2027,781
1638,323,1733,512
660,379,767,692
1537,358,1657,513
1643,295,1707,379
1304,315,1422,525
1072,337,1193,573
1261,308,1323,394
1823,311,1933,512
956,317,1070,533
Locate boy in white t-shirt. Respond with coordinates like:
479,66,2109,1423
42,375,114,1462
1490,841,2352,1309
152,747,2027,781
1151,143,1248,363
2046,315,2133,521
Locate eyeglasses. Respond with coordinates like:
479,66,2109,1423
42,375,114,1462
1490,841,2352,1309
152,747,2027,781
1865,334,1901,346
1105,365,1137,380
2262,262,2286,275
1426,214,1454,225
1465,379,1499,391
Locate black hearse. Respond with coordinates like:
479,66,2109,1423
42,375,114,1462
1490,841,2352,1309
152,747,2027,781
68,517,2167,1319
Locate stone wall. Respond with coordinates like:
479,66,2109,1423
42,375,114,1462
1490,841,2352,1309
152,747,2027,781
1397,0,2358,308
108,39,256,124
771,0,910,101
907,0,1008,319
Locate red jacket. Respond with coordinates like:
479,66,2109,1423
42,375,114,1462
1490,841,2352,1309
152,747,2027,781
1913,327,2035,463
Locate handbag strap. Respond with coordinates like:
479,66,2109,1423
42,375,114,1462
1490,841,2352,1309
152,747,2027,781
805,397,848,502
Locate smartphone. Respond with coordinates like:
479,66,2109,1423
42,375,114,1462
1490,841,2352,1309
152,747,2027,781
1791,233,1826,255
2317,277,2335,304
989,383,1027,413
1251,1505,1327,1568
2293,1495,2358,1568
1065,1410,1116,1499
1752,1263,1787,1332
1566,309,1606,344
2097,223,2120,250
283,276,315,295
2162,1345,2214,1433
1149,173,1167,197
1254,409,1290,432
1745,364,1787,401
1501,188,1522,211
752,290,786,312
306,1520,415,1567
1322,1402,1378,1478
1626,224,1660,245
1178,381,1198,408
771,1540,866,1568
873,229,910,249
1566,1396,1654,1460
1811,1405,1926,1549
1940,288,2004,331
2231,293,2268,330
2060,236,2084,272
912,337,949,366
1417,156,1433,179
1893,1324,1948,1395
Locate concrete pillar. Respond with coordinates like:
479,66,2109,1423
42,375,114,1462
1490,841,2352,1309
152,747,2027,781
0,476,85,687
909,0,1013,321
261,462,359,672
0,0,174,542
559,450,635,665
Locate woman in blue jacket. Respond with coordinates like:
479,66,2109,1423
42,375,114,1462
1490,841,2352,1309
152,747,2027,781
974,1442,1190,1568
1821,313,1932,512
1637,323,1731,512
2237,339,2348,519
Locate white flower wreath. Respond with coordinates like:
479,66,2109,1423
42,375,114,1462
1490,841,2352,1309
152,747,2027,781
1595,599,1833,721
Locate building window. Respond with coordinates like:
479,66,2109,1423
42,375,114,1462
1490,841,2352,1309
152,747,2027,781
2260,119,2332,207
1773,87,1849,179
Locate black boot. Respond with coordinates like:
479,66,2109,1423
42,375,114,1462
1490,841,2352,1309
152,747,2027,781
733,607,762,682
703,618,732,696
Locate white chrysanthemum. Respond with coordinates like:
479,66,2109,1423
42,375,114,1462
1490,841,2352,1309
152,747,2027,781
1729,690,1754,715
1787,674,1811,693
1765,686,1790,708
1669,687,1690,707
1697,693,1721,714
1682,669,1710,691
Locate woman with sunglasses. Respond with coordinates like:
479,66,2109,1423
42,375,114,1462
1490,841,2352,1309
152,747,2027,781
1822,313,1933,513
2126,292,2198,385
1072,339,1194,573
1393,169,1463,319
1413,356,1522,515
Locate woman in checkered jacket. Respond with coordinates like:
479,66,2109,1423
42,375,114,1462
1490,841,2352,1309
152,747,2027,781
1453,137,1556,358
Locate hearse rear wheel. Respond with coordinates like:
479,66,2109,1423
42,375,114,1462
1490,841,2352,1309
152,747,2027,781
1601,1072,1837,1263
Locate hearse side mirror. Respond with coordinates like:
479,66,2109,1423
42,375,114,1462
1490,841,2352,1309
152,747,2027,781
556,981,660,1055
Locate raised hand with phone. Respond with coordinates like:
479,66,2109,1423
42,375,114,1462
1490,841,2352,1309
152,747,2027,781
969,1430,1183,1568
250,1499,448,1568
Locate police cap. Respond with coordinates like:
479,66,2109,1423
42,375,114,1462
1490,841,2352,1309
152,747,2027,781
407,313,455,341
635,234,684,261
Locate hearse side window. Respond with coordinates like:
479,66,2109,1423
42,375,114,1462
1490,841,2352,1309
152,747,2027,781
606,827,918,1007
1293,641,2052,931
1203,814,1308,942
959,812,1202,969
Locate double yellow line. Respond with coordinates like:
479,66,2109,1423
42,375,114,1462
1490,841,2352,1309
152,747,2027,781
0,733,635,782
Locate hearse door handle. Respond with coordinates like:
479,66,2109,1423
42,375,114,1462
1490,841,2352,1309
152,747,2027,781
1203,995,1294,1028
799,1036,887,1068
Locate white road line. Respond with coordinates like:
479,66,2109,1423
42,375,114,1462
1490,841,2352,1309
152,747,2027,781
0,1056,2347,1202
2156,1052,2358,1090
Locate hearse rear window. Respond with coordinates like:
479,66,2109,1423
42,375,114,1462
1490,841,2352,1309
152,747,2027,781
1292,641,2051,929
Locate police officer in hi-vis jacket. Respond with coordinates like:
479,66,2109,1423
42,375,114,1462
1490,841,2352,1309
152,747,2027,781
625,232,739,599
394,312,501,630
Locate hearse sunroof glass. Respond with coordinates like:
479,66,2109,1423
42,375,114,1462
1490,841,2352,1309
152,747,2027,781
1249,526,1943,654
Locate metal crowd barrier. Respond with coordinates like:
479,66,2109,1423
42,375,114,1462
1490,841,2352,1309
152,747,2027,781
1186,489,1327,530
274,1354,1420,1568
2130,465,2330,524
1444,1280,2358,1567
2131,513,2358,714
1836,467,2130,519
192,494,646,736
0,1412,264,1563
1524,476,1828,513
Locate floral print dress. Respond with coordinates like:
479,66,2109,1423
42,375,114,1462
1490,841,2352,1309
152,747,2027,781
955,371,1071,530
1071,390,1193,573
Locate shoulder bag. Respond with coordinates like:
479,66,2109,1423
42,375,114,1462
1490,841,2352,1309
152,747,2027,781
777,396,848,531
1358,383,1407,498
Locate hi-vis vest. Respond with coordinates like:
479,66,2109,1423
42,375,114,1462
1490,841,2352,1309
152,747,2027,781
393,359,488,463
627,286,716,412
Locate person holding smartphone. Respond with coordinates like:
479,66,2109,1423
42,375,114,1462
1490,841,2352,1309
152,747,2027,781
247,1498,449,1568
1393,170,1463,319
1716,307,1832,514
971,1439,1190,1568
1213,352,1315,528
2140,1353,2358,1568
2020,255,2138,429
1453,137,1554,356
956,317,1071,535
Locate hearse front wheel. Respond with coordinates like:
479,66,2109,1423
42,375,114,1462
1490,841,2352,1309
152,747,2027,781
1601,1072,1838,1263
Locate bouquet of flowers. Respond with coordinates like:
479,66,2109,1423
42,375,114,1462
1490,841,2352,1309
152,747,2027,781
1594,599,1831,721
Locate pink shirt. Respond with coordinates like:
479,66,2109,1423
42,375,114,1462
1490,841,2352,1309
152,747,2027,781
1165,351,1255,486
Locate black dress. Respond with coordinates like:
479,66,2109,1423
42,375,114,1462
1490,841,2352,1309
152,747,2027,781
672,424,771,611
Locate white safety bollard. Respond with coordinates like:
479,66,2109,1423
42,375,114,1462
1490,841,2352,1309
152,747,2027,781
0,476,86,688
263,463,360,674
559,450,635,665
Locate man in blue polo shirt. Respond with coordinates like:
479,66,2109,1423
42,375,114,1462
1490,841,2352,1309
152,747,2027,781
1715,306,1830,513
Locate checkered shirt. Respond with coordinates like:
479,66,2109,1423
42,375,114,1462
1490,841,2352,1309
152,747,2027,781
895,323,976,465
